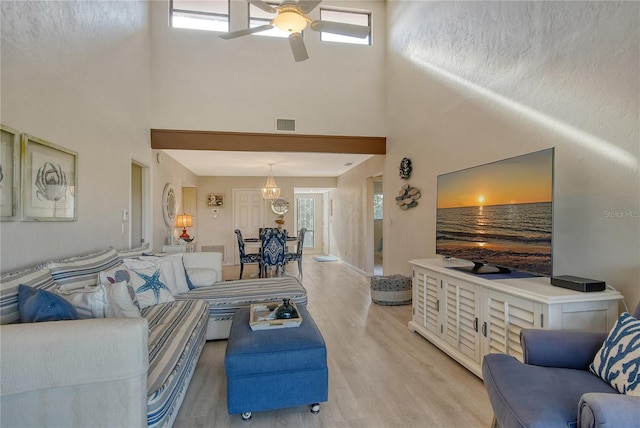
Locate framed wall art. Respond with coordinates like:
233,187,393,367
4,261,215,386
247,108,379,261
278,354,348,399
1,125,20,220
207,193,224,208
21,134,77,221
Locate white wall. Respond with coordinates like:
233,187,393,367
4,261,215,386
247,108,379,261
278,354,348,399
148,0,387,135
384,1,640,309
0,1,153,272
330,155,384,273
152,150,199,251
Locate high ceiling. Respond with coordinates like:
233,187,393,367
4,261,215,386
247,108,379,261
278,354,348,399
163,150,374,177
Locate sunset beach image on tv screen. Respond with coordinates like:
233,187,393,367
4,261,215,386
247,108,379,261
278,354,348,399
436,148,554,275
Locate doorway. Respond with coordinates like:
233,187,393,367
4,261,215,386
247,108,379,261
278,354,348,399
373,178,383,275
130,158,150,249
233,189,264,264
294,193,324,254
181,187,197,239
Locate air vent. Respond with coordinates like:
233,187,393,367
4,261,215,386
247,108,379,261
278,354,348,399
276,118,296,132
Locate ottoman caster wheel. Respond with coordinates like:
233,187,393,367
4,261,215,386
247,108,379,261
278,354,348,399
310,403,320,414
241,412,252,421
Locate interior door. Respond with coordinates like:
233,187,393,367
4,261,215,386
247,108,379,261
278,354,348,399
233,189,264,264
130,163,143,247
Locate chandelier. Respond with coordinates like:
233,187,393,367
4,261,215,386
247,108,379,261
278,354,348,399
261,164,281,200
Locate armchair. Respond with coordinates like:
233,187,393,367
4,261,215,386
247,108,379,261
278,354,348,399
482,304,640,428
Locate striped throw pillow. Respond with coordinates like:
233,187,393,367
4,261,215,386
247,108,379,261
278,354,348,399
1,267,55,324
48,248,121,291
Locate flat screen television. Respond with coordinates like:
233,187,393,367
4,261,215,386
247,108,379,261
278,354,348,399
436,148,554,276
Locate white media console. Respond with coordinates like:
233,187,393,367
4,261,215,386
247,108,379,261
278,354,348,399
408,258,623,378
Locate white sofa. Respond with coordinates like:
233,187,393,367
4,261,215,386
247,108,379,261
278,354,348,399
0,247,308,428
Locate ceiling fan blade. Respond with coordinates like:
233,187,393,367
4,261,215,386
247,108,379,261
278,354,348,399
248,0,276,13
289,32,309,62
310,20,371,38
297,0,323,14
219,24,273,40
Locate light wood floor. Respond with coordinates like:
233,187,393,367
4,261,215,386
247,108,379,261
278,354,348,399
174,256,493,427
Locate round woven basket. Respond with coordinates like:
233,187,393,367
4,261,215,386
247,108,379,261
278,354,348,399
370,274,412,306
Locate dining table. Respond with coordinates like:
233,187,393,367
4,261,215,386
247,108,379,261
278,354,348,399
243,236,297,249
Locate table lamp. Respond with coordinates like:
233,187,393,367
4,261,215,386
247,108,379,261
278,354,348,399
176,213,193,239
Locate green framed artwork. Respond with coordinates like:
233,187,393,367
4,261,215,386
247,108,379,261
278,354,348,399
21,134,77,221
0,125,20,220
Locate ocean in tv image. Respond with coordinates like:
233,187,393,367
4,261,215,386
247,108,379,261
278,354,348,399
436,149,554,276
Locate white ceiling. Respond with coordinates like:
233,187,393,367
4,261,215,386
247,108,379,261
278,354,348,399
164,150,374,177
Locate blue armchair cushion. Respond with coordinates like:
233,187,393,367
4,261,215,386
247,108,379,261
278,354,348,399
18,284,79,323
483,353,617,428
590,312,640,396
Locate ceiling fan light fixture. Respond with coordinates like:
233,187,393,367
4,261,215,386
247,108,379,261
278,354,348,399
273,10,307,33
262,164,281,200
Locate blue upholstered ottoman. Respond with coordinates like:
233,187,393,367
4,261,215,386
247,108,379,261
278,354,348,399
224,304,328,420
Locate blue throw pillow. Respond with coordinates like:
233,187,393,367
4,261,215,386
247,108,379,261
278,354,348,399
18,284,80,323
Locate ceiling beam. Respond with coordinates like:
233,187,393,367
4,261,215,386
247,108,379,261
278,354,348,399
150,129,386,155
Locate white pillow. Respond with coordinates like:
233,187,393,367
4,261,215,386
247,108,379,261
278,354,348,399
125,257,180,296
105,281,141,318
98,265,142,310
56,284,109,319
168,254,190,294
129,266,174,309
185,268,218,288
140,254,190,295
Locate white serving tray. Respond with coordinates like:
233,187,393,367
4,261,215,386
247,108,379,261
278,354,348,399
249,302,302,330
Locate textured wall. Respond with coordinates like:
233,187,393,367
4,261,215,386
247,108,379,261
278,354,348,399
148,0,387,136
385,1,639,308
0,1,152,272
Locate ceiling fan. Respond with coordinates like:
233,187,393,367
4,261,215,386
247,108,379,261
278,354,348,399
219,0,371,62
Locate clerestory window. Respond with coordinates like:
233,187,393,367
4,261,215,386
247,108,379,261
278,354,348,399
319,8,371,45
170,0,229,32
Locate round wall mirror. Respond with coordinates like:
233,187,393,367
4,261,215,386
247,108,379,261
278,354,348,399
162,183,177,227
271,197,290,215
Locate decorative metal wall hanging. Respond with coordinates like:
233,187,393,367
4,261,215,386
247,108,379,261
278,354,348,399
396,184,420,210
399,157,412,180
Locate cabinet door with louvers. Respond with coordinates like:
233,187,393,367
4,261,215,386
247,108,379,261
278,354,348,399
412,268,440,336
443,277,481,364
482,289,542,362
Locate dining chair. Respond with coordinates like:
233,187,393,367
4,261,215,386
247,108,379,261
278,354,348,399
285,228,306,280
234,229,261,279
260,228,287,277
